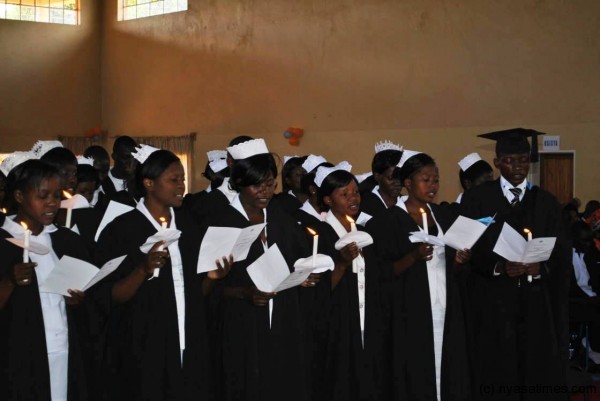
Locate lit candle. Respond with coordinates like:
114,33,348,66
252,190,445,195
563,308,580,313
346,215,357,232
307,227,319,268
419,208,428,234
345,215,358,273
524,228,533,282
62,191,73,228
1,208,6,214
20,222,30,263
153,217,168,278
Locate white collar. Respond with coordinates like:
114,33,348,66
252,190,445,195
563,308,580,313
300,200,323,221
325,211,350,239
230,194,268,224
136,198,176,231
288,190,296,198
372,185,403,209
500,176,527,203
217,177,237,203
108,169,127,191
2,215,58,238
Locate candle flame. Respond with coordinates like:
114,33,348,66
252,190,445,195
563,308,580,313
419,208,426,214
523,228,531,235
306,227,317,236
62,190,73,199
20,221,28,230
345,215,355,224
159,217,166,223
1,208,6,214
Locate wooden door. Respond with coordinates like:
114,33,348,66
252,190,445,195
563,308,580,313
539,152,574,204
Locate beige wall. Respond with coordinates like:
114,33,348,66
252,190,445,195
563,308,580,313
0,0,102,153
1,1,598,203
100,0,599,202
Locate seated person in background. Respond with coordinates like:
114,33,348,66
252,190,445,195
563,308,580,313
570,220,600,352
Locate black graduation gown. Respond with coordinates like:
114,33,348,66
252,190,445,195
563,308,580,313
206,203,310,401
460,179,570,401
317,219,391,401
95,176,137,213
184,188,230,226
0,226,90,401
272,192,303,217
366,204,471,401
360,190,388,219
95,208,212,401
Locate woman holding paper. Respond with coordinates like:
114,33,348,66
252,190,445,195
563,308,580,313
205,138,311,401
0,159,89,401
95,148,229,401
366,151,471,401
313,164,391,401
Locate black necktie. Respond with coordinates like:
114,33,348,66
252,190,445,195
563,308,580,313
509,187,522,205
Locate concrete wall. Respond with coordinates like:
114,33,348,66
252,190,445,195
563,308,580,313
0,0,102,152
100,0,600,202
1,0,598,202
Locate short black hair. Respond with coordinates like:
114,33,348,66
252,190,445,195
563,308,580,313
113,136,138,153
40,147,77,169
228,135,254,147
84,145,110,163
77,164,100,185
281,156,307,192
396,153,436,183
300,162,334,194
459,160,493,190
372,149,402,174
133,150,181,198
202,161,228,187
230,153,277,192
6,159,60,211
317,170,358,207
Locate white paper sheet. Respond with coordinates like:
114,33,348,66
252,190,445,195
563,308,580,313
493,223,556,264
408,231,445,247
39,255,126,296
139,228,182,253
94,201,134,241
5,237,50,255
247,244,317,293
196,223,266,273
60,194,90,210
442,215,489,250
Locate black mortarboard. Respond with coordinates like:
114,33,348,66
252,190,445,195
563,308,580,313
478,128,545,162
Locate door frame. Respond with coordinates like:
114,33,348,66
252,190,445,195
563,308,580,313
528,150,576,199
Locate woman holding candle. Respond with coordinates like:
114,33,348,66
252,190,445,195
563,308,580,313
0,159,89,401
313,163,391,401
205,138,311,401
95,148,230,401
366,151,471,401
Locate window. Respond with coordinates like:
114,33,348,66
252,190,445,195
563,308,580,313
0,0,79,25
118,0,187,21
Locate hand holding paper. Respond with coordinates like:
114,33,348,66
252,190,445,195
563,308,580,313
197,223,266,273
139,228,181,253
39,255,126,296
493,223,556,264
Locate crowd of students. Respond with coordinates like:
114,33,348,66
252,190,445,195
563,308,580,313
0,129,589,401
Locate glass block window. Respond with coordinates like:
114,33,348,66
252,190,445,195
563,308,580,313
118,0,187,21
0,0,79,25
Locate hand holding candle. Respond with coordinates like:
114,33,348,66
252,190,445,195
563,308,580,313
62,191,73,228
307,227,319,268
345,215,359,273
524,228,533,282
152,217,168,279
419,208,428,235
20,221,30,263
